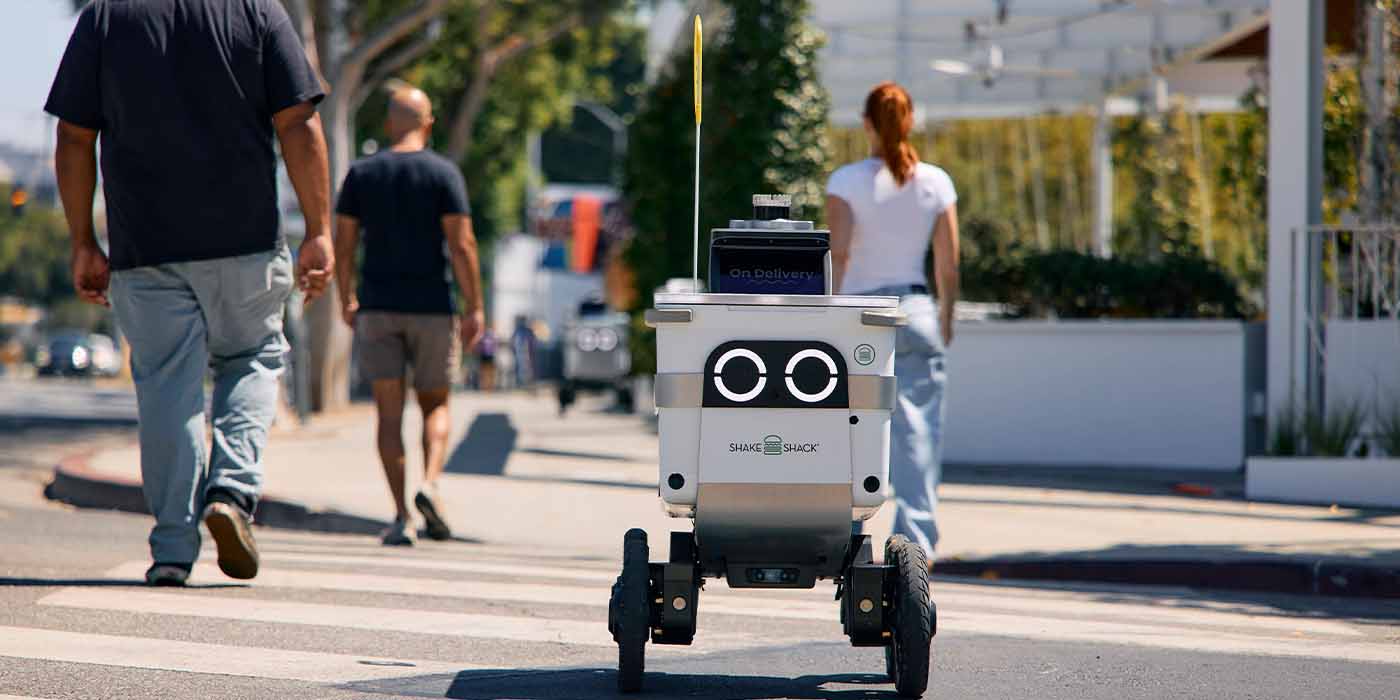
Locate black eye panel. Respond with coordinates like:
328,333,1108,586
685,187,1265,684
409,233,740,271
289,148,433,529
702,340,848,409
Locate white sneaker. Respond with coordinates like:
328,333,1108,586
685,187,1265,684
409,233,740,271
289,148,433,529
381,517,417,546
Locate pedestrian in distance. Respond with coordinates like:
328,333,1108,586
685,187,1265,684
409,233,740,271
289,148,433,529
47,0,334,586
334,86,484,547
825,81,961,570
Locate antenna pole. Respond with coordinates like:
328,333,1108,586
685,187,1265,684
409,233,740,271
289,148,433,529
692,122,700,285
691,15,703,289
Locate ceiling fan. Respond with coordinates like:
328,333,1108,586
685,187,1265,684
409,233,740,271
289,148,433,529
930,44,1080,88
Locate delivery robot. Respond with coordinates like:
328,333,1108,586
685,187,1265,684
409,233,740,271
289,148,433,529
559,298,634,415
608,195,935,697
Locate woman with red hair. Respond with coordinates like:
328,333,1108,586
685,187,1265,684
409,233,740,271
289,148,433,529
826,81,960,567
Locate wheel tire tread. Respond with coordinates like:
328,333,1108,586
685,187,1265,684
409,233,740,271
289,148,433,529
616,529,649,693
886,535,932,698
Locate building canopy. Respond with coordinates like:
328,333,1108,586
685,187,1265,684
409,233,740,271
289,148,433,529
814,0,1272,124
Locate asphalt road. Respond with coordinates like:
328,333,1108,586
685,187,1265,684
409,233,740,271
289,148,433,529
0,377,137,474
2,472,1400,700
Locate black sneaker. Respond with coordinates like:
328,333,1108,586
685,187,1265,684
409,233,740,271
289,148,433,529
414,484,453,541
203,490,259,580
144,562,191,587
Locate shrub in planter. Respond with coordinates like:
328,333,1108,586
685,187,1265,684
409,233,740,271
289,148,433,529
1303,400,1364,457
961,248,1249,320
1268,407,1302,457
1379,400,1400,458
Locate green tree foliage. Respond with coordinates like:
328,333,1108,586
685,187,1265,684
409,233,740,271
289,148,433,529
0,184,73,306
354,1,635,243
624,0,831,306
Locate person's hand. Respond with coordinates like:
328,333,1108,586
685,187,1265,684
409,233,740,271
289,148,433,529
459,309,485,352
341,297,359,328
940,308,955,348
71,243,110,307
296,235,334,303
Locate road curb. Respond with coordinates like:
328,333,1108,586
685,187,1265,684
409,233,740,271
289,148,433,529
46,455,387,537
935,558,1400,600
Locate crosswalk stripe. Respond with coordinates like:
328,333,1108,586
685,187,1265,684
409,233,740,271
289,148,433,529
36,587,760,652
0,626,469,683
937,611,1400,665
104,561,838,621
98,561,1397,664
119,557,1372,641
252,551,620,583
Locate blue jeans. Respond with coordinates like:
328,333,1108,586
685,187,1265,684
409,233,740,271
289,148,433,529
864,288,947,561
110,246,292,564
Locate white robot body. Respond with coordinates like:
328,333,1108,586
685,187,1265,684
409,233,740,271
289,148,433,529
612,196,933,697
650,292,901,584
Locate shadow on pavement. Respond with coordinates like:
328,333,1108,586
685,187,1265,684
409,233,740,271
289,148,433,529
939,493,1400,528
937,540,1400,607
943,463,1245,499
517,446,633,462
0,577,245,590
351,668,898,699
444,413,517,476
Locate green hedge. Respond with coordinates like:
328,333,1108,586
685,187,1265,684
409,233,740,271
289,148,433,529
963,247,1250,320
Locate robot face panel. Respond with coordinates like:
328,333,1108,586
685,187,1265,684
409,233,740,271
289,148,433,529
703,340,848,409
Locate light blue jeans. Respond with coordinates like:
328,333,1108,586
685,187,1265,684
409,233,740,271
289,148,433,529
864,288,947,561
110,246,292,564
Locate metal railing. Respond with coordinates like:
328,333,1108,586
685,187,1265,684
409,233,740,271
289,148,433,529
1295,225,1400,451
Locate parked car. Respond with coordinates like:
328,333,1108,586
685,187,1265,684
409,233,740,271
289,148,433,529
36,332,121,378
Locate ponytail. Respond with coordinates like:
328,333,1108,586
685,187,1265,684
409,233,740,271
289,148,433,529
863,82,919,186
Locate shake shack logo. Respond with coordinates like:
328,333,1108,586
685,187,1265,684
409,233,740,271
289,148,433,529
729,434,820,455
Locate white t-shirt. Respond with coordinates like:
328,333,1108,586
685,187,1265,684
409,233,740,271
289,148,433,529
825,158,957,294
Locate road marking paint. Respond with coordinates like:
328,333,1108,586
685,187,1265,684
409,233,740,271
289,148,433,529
104,561,838,620
36,587,759,652
99,561,1393,664
0,626,469,683
181,555,1372,640
250,551,621,583
936,611,1400,665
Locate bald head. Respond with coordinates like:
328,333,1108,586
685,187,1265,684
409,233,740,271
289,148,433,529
386,87,434,143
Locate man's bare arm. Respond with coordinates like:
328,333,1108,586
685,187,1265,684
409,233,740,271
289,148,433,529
443,213,484,349
333,214,360,326
54,120,109,306
273,101,334,300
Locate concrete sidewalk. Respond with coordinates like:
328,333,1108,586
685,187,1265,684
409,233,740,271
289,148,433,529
48,389,1400,598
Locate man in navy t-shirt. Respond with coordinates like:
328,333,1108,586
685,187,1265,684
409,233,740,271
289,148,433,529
46,0,333,585
334,86,483,546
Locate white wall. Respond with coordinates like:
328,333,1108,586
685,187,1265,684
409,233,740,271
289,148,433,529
943,321,1247,470
1325,320,1400,414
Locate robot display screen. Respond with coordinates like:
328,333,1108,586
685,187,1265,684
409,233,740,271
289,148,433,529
709,246,827,295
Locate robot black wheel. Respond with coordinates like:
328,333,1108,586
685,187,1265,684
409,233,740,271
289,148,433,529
884,535,933,698
613,529,651,693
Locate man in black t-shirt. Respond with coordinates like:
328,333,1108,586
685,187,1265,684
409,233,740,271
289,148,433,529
334,87,483,546
47,0,333,586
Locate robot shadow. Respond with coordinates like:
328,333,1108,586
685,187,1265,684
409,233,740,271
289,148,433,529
440,668,901,699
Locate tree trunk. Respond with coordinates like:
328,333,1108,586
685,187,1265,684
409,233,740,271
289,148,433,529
306,87,356,412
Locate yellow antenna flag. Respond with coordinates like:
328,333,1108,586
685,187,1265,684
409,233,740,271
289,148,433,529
690,14,702,284
692,15,702,124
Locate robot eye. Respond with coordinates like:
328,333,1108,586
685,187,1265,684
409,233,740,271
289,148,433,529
597,328,619,352
784,348,839,403
577,328,599,352
713,347,767,403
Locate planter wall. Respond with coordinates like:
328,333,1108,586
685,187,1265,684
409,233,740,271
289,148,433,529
1246,456,1400,509
1324,320,1400,411
943,320,1248,470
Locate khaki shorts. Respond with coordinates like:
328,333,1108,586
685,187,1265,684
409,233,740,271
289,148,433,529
356,311,459,391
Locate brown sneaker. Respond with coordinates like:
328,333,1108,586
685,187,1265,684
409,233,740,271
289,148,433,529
203,497,259,580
